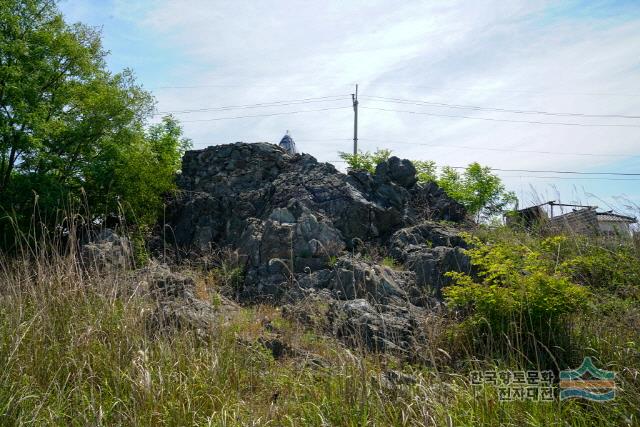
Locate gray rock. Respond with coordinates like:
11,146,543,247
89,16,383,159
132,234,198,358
80,229,132,271
143,265,238,338
410,181,466,222
375,156,418,189
163,142,465,301
389,221,466,261
405,246,471,301
327,298,424,354
325,257,411,303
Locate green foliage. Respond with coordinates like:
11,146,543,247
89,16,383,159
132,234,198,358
337,149,516,219
130,227,150,267
211,262,245,297
0,0,190,246
558,239,640,300
338,149,391,173
381,256,400,270
0,249,637,426
437,163,517,220
413,159,437,182
445,234,590,359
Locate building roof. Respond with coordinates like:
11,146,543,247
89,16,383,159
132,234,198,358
596,212,636,223
278,131,297,154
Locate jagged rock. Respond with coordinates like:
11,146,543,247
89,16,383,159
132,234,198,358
163,142,465,299
143,264,238,337
405,246,471,301
376,370,418,390
375,156,418,189
389,221,466,261
327,298,424,354
80,229,132,271
324,257,412,302
410,181,466,222
168,142,465,247
388,221,470,302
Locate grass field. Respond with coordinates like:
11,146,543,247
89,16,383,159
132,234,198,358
0,226,638,426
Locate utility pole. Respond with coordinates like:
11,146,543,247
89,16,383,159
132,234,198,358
352,84,359,155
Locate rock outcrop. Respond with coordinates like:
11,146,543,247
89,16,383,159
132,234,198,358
80,229,132,271
161,142,471,354
142,264,238,338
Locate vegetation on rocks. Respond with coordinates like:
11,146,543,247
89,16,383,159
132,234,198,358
340,149,517,220
0,222,638,426
0,2,638,426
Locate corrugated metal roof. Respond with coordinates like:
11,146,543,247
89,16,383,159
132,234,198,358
596,212,636,223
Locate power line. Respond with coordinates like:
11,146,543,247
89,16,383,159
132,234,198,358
179,106,352,123
329,160,640,176
329,160,640,181
358,138,631,158
358,84,640,97
155,95,349,115
360,106,640,128
360,95,640,119
497,175,640,181
150,83,640,97
446,166,640,176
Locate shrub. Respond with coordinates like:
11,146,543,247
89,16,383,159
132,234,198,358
444,234,590,364
338,149,391,173
558,239,640,300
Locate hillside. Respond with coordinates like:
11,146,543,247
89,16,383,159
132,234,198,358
0,143,638,426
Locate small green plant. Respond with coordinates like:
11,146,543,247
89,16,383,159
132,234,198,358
338,149,391,173
559,239,640,300
327,255,338,268
381,256,400,270
130,227,150,267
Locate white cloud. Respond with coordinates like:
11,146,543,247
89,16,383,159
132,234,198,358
63,0,640,208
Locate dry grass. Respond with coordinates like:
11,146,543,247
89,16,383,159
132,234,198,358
0,223,638,425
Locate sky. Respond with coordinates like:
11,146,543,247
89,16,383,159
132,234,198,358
59,0,640,215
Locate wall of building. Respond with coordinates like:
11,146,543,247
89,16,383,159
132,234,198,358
547,208,599,236
598,221,632,237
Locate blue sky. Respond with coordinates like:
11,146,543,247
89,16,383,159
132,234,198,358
59,0,640,214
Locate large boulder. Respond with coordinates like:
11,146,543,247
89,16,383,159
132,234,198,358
389,221,466,260
405,246,471,301
409,181,466,222
292,256,414,303
375,156,418,189
163,142,466,300
142,264,238,338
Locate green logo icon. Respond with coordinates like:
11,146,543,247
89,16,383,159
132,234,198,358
559,357,615,401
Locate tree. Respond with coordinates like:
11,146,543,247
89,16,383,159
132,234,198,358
413,160,437,183
435,163,517,221
337,149,516,220
338,149,391,173
0,0,189,245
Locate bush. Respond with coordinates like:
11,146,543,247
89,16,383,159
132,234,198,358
558,238,640,300
444,234,590,364
338,149,391,173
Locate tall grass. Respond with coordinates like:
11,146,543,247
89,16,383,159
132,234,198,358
0,213,638,425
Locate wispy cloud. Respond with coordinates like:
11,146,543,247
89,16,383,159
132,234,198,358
61,0,640,208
